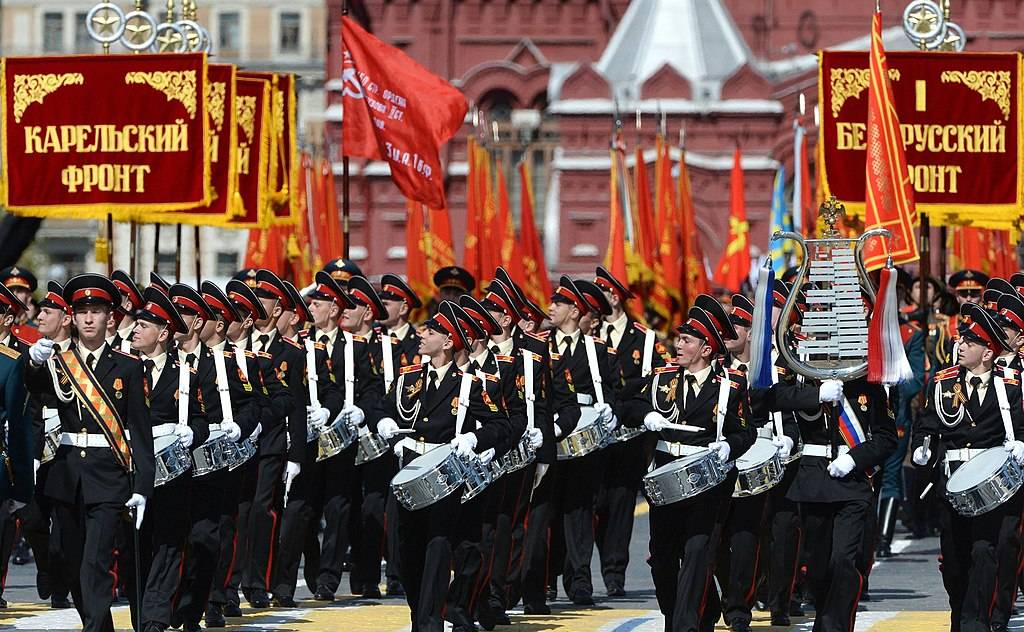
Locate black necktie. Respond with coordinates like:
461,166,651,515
319,335,329,346
489,345,500,356
737,363,748,374
605,323,614,342
185,353,196,369
425,369,440,400
969,376,984,408
562,335,572,356
86,353,97,371
143,359,155,384
684,374,698,407
468,361,480,373
257,335,270,352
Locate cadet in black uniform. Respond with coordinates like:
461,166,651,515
913,303,1024,632
375,301,509,632
109,270,144,354
622,301,754,632
132,287,208,632
25,274,155,632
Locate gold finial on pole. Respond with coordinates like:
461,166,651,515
166,0,175,24
818,195,846,239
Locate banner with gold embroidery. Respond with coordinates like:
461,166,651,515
819,51,1022,229
1,53,210,218
228,76,272,228
138,63,238,226
238,71,298,226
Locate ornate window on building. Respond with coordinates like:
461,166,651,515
43,12,64,53
218,11,241,57
279,12,302,55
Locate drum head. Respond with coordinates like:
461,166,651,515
154,435,178,451
947,447,1009,493
206,429,226,443
736,438,776,469
392,445,452,485
577,408,599,429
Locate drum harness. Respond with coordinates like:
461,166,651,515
653,362,731,460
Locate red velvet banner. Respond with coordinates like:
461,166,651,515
239,71,298,226
1,53,210,218
146,63,237,226
229,76,272,228
819,51,1022,228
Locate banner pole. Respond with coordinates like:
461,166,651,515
918,212,930,408
341,0,351,260
153,224,161,276
175,223,183,281
129,221,137,278
106,214,114,275
194,225,201,286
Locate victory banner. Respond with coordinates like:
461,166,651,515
142,63,237,226
1,53,210,218
820,51,1023,228
229,76,272,228
238,71,298,225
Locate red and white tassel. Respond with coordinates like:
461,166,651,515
868,266,914,385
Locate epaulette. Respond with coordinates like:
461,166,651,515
0,344,18,360
495,355,514,363
257,351,272,359
524,330,548,342
935,366,960,380
222,351,234,359
189,366,198,375
1001,366,1020,379
654,365,678,374
634,322,649,333
592,336,607,346
522,350,543,362
456,370,480,382
313,342,327,351
352,334,367,343
726,368,745,377
399,364,423,375
243,350,256,358
607,346,617,354
282,337,302,350
480,372,500,383
111,348,140,361
1005,378,1020,386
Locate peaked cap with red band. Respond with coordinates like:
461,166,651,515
63,274,118,309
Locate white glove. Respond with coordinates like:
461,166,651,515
533,463,549,490
527,427,544,450
125,494,146,529
377,418,400,440
912,446,931,466
772,436,795,460
282,460,301,484
1006,440,1024,465
554,423,566,439
451,433,478,458
174,425,194,448
250,422,262,440
594,402,614,424
827,453,857,478
393,441,405,457
708,441,731,463
819,379,843,403
644,412,669,433
32,459,40,485
29,338,55,364
343,405,366,427
307,406,330,429
478,447,496,465
222,420,241,442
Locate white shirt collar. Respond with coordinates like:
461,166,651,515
494,336,515,357
389,322,411,341
78,341,106,361
683,364,714,389
210,339,227,352
430,360,454,381
605,312,628,333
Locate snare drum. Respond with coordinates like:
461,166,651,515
556,409,610,460
192,430,233,477
492,435,536,477
227,437,257,471
610,425,645,444
643,450,732,506
461,455,493,503
41,417,61,464
154,435,191,487
391,445,466,511
355,430,390,465
945,447,1024,517
316,416,359,462
733,438,784,497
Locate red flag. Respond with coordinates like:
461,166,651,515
340,16,467,209
633,147,657,283
649,136,677,330
518,162,552,306
463,139,484,281
797,128,815,238
316,157,345,261
495,163,521,275
244,224,287,277
406,200,433,301
427,207,456,272
678,147,709,308
712,148,750,292
863,11,918,270
605,141,629,286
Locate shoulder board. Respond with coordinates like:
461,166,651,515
243,350,256,358
257,351,273,359
399,364,423,375
550,352,561,361
352,334,367,343
313,341,326,351
524,330,548,342
728,380,740,389
591,336,607,346
936,366,960,380
654,365,678,374
282,337,302,350
1004,378,1020,386
297,329,311,341
222,350,235,359
0,344,18,360
522,350,543,362
495,355,514,363
633,322,649,333
189,366,198,375
456,371,480,382
775,365,789,375
726,368,745,377
1002,366,1020,378
607,346,617,354
111,348,139,361
481,372,500,383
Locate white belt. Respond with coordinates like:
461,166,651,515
944,447,989,464
656,441,705,457
803,444,850,458
60,433,111,448
397,437,443,455
208,423,221,432
576,393,593,406
152,423,177,438
757,425,774,440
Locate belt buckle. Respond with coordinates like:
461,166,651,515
79,428,88,449
416,439,426,454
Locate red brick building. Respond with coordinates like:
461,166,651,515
323,0,1023,281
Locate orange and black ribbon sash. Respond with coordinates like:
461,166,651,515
56,348,133,472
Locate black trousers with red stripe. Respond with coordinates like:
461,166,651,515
173,472,226,626
800,499,869,632
240,451,285,595
988,487,1024,628
520,462,557,608
715,489,770,627
595,436,652,593
141,479,192,629
648,475,733,632
483,464,533,613
209,466,245,608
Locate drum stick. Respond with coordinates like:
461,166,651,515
394,429,415,435
284,477,293,508
919,481,933,500
662,422,701,432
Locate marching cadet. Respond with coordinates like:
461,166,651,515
339,276,389,598
17,282,72,609
950,269,987,307
546,276,619,606
592,265,669,597
322,257,364,288
913,302,1024,632
622,300,754,632
270,278,343,607
0,282,31,611
474,281,547,623
373,300,509,632
25,274,154,632
434,266,477,304
377,273,423,596
235,270,306,609
131,287,208,632
1,265,40,341
182,281,262,630
109,270,144,354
